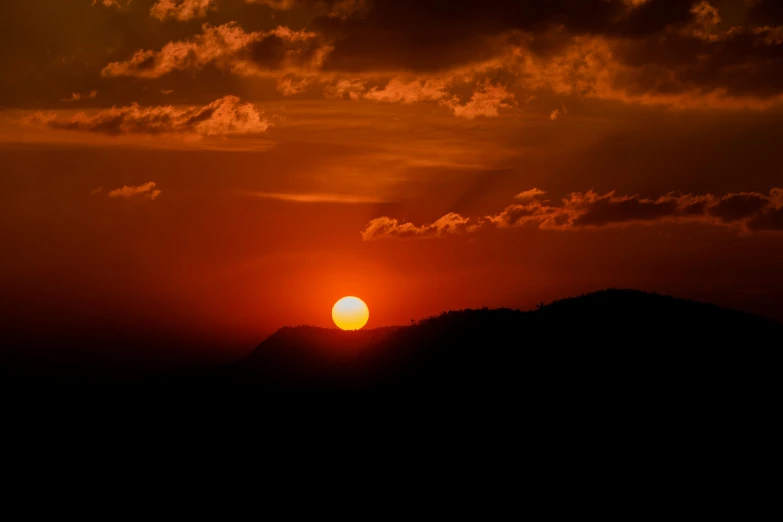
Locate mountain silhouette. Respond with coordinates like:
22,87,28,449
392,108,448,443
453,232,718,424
227,289,781,394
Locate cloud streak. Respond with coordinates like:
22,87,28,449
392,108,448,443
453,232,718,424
247,191,389,204
26,96,271,137
108,182,161,200
361,213,477,240
60,91,98,103
245,0,296,9
362,187,783,240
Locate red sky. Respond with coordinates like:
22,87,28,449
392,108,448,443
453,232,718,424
2,0,782,366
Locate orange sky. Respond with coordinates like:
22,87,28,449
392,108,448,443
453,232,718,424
2,0,782,366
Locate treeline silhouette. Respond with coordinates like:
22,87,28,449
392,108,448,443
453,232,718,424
225,289,780,397
2,289,779,405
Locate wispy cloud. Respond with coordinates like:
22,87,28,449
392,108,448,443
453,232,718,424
362,213,477,240
549,105,567,121
92,0,127,7
150,0,217,22
245,0,296,9
108,182,162,200
61,91,98,103
247,191,389,204
25,96,271,138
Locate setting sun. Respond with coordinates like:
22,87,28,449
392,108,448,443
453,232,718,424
332,296,370,331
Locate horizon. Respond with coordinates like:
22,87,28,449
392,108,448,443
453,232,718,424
2,1,783,369
3,288,776,373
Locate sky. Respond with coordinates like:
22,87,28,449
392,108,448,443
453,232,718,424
2,0,783,367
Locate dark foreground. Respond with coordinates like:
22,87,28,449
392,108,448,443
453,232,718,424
3,289,779,400
2,289,779,477
2,289,776,513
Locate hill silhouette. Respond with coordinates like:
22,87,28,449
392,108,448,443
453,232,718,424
2,288,779,404
2,287,779,457
227,289,781,394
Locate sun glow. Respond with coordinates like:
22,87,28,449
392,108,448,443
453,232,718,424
332,296,370,330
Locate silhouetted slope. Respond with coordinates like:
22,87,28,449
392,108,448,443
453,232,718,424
232,325,399,386
233,289,781,392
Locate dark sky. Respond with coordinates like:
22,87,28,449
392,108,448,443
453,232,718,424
1,0,782,366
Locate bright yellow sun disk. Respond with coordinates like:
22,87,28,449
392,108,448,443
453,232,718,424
332,296,370,330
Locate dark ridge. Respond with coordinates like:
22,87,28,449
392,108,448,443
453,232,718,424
2,289,779,405
2,287,779,460
227,289,780,393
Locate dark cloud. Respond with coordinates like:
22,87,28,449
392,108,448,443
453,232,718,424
571,194,680,227
747,0,783,25
741,188,783,231
747,208,783,231
318,0,699,72
4,0,783,110
708,192,769,222
611,27,783,100
309,0,783,108
248,34,288,66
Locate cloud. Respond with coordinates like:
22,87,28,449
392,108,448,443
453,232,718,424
549,105,567,120
444,81,516,119
327,0,369,19
247,191,387,203
17,0,783,114
150,0,217,22
747,188,783,231
245,0,296,9
26,96,271,137
361,213,476,240
330,75,516,118
362,187,783,239
564,191,681,228
245,0,363,17
515,188,547,200
311,0,783,110
87,1,783,112
92,0,126,7
102,23,331,79
108,182,161,200
491,188,783,230
318,0,698,73
708,192,770,223
363,77,448,104
748,0,783,25
277,74,311,96
61,91,98,103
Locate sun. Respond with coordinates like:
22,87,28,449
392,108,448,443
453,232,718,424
332,296,369,330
